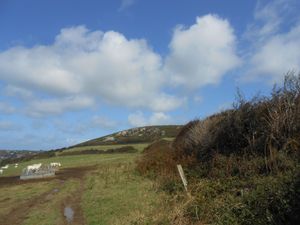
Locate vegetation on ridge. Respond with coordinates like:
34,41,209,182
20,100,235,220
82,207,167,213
137,72,300,225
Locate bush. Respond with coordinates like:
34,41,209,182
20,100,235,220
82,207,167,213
172,72,300,175
137,72,300,225
136,140,177,178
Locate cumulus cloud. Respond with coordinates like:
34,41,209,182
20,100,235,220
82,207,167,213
0,26,183,115
128,111,171,127
165,14,241,89
0,15,243,117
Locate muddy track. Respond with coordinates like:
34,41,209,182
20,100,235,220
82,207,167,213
60,180,86,225
0,188,55,225
0,166,95,225
59,166,94,225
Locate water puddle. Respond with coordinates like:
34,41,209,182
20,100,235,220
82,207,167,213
64,206,74,223
52,188,59,193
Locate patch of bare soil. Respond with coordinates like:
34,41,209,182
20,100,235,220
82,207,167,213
0,166,95,225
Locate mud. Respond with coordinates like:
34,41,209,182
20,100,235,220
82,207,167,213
64,206,74,223
0,166,94,225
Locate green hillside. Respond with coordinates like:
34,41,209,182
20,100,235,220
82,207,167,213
73,125,182,147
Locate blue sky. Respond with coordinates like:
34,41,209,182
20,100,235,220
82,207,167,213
0,0,300,150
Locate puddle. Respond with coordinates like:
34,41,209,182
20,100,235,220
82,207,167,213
64,206,74,223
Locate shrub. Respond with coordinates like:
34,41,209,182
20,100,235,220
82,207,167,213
137,72,300,225
136,140,177,178
172,72,300,175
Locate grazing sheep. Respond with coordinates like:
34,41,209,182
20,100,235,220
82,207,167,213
50,162,61,167
27,163,42,171
0,169,3,174
1,165,9,169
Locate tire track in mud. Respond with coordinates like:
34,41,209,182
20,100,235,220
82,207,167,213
60,180,86,225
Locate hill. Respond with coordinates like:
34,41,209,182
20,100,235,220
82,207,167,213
73,125,182,147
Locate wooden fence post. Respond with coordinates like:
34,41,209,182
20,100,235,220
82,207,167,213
177,164,188,192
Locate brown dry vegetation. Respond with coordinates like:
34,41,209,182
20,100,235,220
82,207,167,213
137,72,300,225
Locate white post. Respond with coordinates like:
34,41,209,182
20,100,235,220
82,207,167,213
177,164,188,192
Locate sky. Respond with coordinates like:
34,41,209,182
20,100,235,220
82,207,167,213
0,0,300,150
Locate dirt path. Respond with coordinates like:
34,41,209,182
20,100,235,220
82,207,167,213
0,166,95,225
60,181,86,225
59,167,90,225
0,188,55,225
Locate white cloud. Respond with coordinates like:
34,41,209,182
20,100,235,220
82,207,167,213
26,96,95,117
148,94,185,112
0,26,182,115
128,111,171,127
149,112,171,125
246,0,300,82
249,24,300,81
165,14,241,89
0,16,243,117
245,0,298,42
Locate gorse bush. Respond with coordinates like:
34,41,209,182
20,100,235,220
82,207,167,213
172,72,300,174
137,72,300,224
136,140,177,177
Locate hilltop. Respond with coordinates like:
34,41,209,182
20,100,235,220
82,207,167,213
73,125,182,147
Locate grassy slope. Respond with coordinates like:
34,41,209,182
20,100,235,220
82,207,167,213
73,125,181,147
0,145,172,225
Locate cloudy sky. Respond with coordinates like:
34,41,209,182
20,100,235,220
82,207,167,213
1,0,300,150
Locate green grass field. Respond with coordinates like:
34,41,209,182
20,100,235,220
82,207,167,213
0,144,172,225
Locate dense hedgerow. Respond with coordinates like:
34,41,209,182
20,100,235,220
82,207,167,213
136,72,300,224
172,72,300,173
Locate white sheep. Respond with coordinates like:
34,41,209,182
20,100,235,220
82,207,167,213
1,165,9,169
27,163,42,171
50,162,61,167
0,169,3,174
